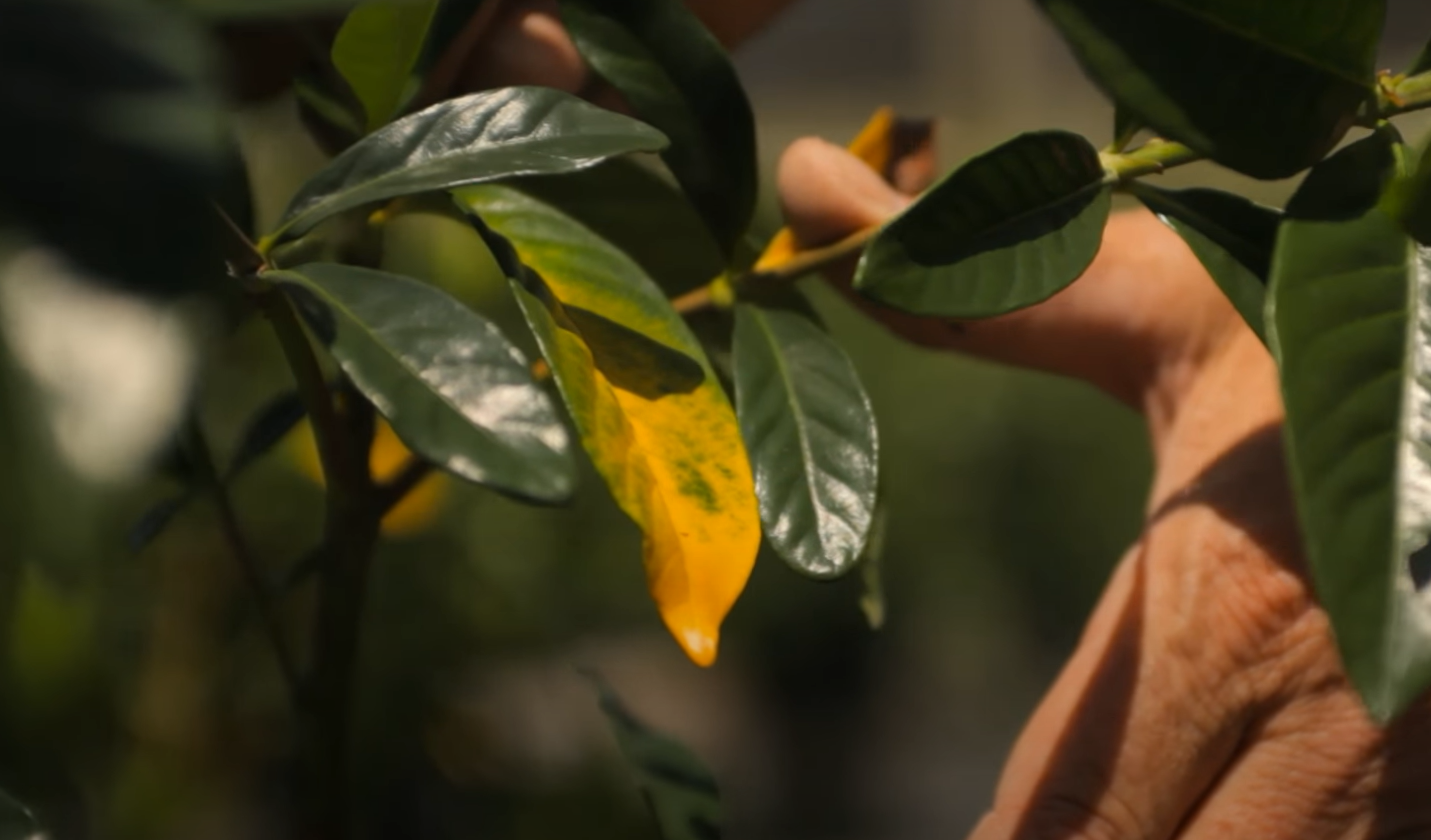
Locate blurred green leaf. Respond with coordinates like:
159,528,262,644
332,1,441,132
855,130,1111,318
1035,0,1382,178
858,500,889,630
586,673,722,840
1411,39,1431,77
0,787,39,840
732,305,878,579
1129,183,1279,342
559,0,757,257
1267,131,1431,721
268,263,575,503
512,159,724,296
267,87,669,244
128,390,307,553
0,0,227,297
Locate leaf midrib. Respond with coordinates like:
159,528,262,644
751,310,829,556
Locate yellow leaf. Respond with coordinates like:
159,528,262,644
755,106,935,272
287,417,447,537
462,185,760,666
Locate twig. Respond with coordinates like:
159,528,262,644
181,415,303,710
255,287,345,486
672,225,880,315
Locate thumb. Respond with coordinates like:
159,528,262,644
775,137,1242,417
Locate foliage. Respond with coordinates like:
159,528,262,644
6,0,1431,833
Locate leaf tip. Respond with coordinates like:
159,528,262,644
667,617,720,667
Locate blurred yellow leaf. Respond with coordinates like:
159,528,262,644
755,106,935,272
288,417,447,537
461,185,760,666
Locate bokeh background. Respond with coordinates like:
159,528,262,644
6,2,1431,839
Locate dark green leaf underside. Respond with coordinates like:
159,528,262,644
855,130,1111,318
1036,0,1381,178
1130,182,1279,341
270,262,574,503
270,87,668,242
559,0,757,256
1268,132,1431,721
733,305,878,578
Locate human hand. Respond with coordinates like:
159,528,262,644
776,138,1431,840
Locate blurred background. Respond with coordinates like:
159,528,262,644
5,2,1431,839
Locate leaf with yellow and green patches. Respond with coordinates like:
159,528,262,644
455,184,760,666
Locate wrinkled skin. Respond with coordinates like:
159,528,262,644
234,0,1431,835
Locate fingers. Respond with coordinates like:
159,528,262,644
1177,674,1431,840
966,543,1252,840
455,0,589,95
775,138,1244,418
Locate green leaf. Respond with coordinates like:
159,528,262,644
266,87,668,245
858,499,889,630
1411,39,1431,77
1267,131,1431,721
855,130,1112,318
559,0,757,256
0,0,227,297
267,263,575,503
586,672,722,840
1129,183,1280,342
732,306,878,578
1035,0,1382,179
332,0,441,132
511,159,724,296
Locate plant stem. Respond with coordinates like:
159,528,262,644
1099,139,1203,180
1367,70,1431,123
303,382,380,840
672,226,880,315
182,415,303,710
256,286,345,486
255,281,382,840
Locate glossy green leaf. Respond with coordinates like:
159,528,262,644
267,87,668,244
732,306,878,578
1267,132,1431,721
586,673,722,840
1129,182,1280,342
0,0,227,297
511,159,724,296
559,0,757,256
855,131,1111,318
332,0,441,132
1036,0,1381,179
267,263,574,503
